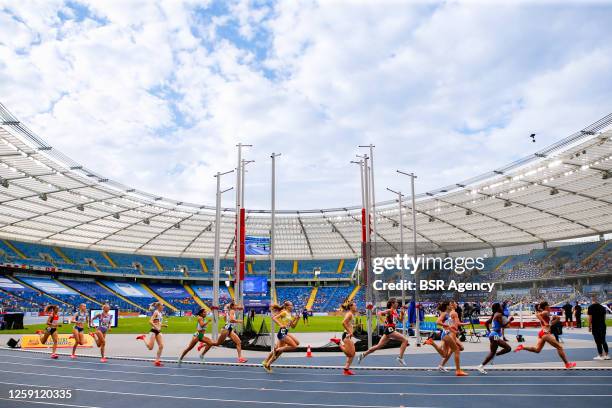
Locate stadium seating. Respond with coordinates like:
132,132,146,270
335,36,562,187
147,283,197,311
276,286,311,311
61,279,137,311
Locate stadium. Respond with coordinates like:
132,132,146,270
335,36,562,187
0,2,611,408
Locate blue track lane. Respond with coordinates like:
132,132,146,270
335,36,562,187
0,349,610,408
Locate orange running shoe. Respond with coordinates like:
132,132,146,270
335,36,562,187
50,354,59,359
330,338,341,345
343,369,355,376
424,338,434,346
514,345,524,352
197,342,206,352
136,335,145,341
237,357,248,363
35,330,44,335
100,357,107,363
565,362,576,369
456,370,469,377
154,360,164,367
70,354,77,359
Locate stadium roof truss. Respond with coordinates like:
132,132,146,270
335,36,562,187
0,102,611,259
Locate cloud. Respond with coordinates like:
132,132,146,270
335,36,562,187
0,0,611,211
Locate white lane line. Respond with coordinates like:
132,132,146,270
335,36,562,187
0,381,412,408
1,352,609,379
0,397,100,408
2,347,609,372
0,380,609,400
0,362,609,387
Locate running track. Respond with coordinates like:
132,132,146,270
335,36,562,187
0,348,610,408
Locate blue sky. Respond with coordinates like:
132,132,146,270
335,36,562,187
1,0,611,210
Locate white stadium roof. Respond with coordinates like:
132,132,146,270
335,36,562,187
0,102,611,259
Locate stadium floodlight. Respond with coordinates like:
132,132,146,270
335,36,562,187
504,201,512,207
428,216,435,222
0,178,8,188
213,168,235,341
143,218,150,225
174,223,181,229
466,209,473,215
39,193,47,201
77,204,85,211
602,171,611,180
396,170,420,345
113,213,120,219
550,188,559,195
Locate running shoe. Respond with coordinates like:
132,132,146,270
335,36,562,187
593,355,604,361
237,357,248,363
424,338,434,346
477,364,487,374
343,369,355,376
68,335,75,339
35,330,44,335
330,338,341,345
396,357,407,367
437,365,449,373
263,363,273,373
136,335,145,341
50,354,58,359
514,345,524,352
199,353,206,362
100,357,107,363
70,354,77,359
177,359,182,367
154,360,164,367
455,370,469,376
357,353,365,364
197,342,205,352
605,355,610,360
565,362,576,369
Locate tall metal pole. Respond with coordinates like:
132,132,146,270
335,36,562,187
213,170,233,341
398,170,420,345
361,155,373,349
234,143,251,332
239,159,254,314
387,188,405,334
359,145,377,246
270,152,281,351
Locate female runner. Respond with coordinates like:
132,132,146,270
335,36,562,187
357,298,409,366
514,301,576,368
136,302,167,366
435,300,468,376
177,307,215,366
214,302,248,363
91,303,113,362
36,305,60,359
70,303,90,359
330,301,358,375
263,300,300,373
476,302,513,374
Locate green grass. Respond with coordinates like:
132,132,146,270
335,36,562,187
0,316,350,335
3,315,608,335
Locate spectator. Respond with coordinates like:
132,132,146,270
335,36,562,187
562,301,573,329
574,303,583,329
587,296,609,360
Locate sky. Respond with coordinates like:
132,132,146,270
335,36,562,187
1,0,611,210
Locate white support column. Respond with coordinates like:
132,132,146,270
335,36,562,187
213,170,233,341
270,152,281,351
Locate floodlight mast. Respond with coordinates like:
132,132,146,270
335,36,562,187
356,153,373,348
387,187,406,334
397,170,420,345
235,143,252,333
213,169,234,341
270,152,281,351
